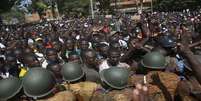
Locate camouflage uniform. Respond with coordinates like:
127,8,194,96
130,71,180,101
63,81,133,101
64,81,100,101
37,91,76,101
91,88,133,101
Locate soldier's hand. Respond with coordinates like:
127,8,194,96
133,83,149,101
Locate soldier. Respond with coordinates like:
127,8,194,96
36,91,76,101
131,51,180,101
91,67,134,101
61,62,100,101
22,67,57,100
61,62,138,101
0,77,22,101
20,65,75,101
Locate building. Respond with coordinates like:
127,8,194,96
96,0,153,13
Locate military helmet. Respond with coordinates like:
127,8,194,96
22,67,56,98
141,52,167,69
61,62,84,83
100,67,129,90
0,77,22,100
158,34,176,48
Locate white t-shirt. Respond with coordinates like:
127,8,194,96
99,60,130,72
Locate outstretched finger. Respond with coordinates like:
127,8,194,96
142,86,149,101
133,89,140,101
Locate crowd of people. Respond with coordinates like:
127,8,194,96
1,10,201,101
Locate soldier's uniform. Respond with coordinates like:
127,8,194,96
61,63,131,101
91,88,133,101
64,81,100,101
37,91,76,101
130,71,180,101
63,81,133,101
93,67,132,101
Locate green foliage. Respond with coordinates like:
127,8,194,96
1,9,24,24
32,0,48,13
154,0,201,11
0,0,17,14
35,1,48,9
97,0,114,15
57,0,90,16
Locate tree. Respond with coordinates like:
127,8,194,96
154,0,200,11
1,7,24,24
97,0,113,14
0,0,17,13
57,0,90,16
32,0,48,13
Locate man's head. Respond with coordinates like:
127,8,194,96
45,48,59,62
47,63,62,79
81,49,96,65
65,38,75,51
23,54,40,67
24,47,34,54
5,54,17,66
68,51,81,63
13,48,22,59
110,41,121,51
92,34,102,43
99,43,109,58
78,39,89,51
108,48,121,66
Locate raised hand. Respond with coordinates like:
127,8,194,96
133,83,149,101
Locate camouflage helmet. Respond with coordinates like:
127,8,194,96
0,77,22,100
22,67,56,98
141,52,167,69
61,62,84,83
100,67,129,90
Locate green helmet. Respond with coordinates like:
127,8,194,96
22,67,56,98
0,77,22,100
61,62,84,83
141,52,167,69
100,67,129,90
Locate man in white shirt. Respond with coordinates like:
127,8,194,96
99,48,130,72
